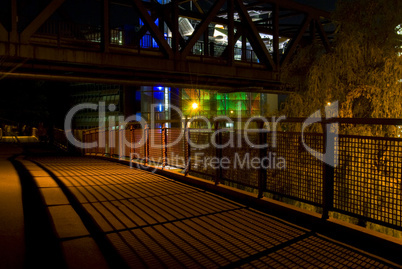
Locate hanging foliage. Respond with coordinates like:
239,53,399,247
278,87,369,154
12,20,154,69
280,0,402,135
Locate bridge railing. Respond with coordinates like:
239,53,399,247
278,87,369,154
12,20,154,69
79,118,402,235
36,21,102,47
34,21,261,63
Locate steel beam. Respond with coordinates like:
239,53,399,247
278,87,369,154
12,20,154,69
193,0,204,14
176,8,295,39
310,19,316,42
236,0,275,70
280,15,311,67
316,19,331,52
227,0,235,66
132,12,160,46
101,0,110,53
10,0,17,43
20,0,65,43
0,0,334,92
263,0,331,18
171,0,180,58
181,0,226,58
272,3,279,69
131,0,173,59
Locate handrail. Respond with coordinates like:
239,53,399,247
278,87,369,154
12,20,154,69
122,117,402,126
80,119,402,236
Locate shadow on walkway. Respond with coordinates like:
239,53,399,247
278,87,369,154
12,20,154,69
12,151,399,269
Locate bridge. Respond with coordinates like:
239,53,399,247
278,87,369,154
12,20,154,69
1,141,401,268
1,1,401,268
0,0,333,92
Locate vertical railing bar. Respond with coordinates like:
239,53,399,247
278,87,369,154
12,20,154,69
258,121,268,199
94,129,97,155
130,125,134,163
145,125,149,166
105,126,109,157
90,130,93,155
162,126,167,169
83,130,86,155
215,122,221,186
119,126,123,160
96,129,99,155
185,125,191,176
322,120,335,220
110,127,114,157
104,126,107,156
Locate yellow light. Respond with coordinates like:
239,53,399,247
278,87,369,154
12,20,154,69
192,102,198,109
230,110,234,114
327,102,331,106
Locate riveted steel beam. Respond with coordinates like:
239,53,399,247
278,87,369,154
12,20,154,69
20,0,65,43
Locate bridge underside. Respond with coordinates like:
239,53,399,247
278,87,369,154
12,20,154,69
0,46,282,92
0,0,334,92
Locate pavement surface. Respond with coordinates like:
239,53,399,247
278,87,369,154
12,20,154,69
0,144,25,269
0,143,401,268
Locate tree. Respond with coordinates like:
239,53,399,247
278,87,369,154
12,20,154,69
277,0,402,236
280,0,402,135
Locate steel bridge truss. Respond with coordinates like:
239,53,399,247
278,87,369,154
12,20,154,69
0,0,334,92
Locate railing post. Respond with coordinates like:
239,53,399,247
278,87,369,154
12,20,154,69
162,126,167,168
110,128,114,157
94,130,97,155
105,126,109,156
144,125,149,166
83,130,86,155
88,130,92,154
215,122,221,185
89,130,92,154
130,125,134,159
258,121,268,199
184,126,191,176
96,129,99,155
322,120,335,220
116,126,120,158
92,128,96,155
102,126,106,156
119,126,123,160
66,129,69,152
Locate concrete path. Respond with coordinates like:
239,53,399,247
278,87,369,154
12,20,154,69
0,144,25,269
15,155,399,268
0,136,39,143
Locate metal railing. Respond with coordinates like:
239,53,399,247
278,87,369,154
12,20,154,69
36,21,102,48
34,21,261,64
53,128,69,151
78,118,402,233
0,125,39,143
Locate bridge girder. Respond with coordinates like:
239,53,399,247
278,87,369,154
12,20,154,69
0,0,334,92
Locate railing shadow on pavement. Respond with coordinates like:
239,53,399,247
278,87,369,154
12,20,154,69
26,156,401,268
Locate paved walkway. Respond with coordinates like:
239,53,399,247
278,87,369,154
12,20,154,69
9,152,400,268
0,136,39,143
0,144,25,269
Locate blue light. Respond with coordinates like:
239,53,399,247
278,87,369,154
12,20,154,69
159,103,162,112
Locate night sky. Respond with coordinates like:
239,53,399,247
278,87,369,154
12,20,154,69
295,0,337,11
